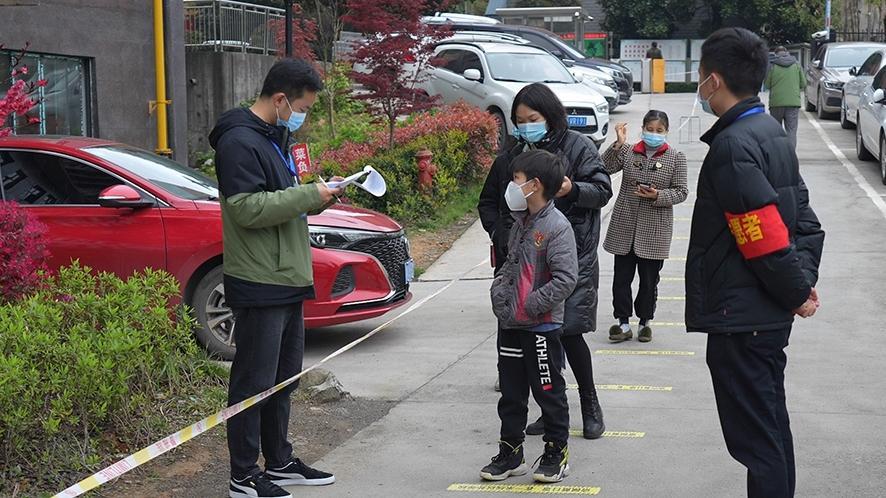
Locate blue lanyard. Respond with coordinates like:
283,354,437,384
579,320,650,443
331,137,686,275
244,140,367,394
736,106,765,121
268,140,298,179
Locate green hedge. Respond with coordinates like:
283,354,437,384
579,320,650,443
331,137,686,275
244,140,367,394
0,263,226,493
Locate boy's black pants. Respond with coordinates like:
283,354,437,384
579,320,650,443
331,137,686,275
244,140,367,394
497,327,569,446
706,328,795,498
227,303,305,479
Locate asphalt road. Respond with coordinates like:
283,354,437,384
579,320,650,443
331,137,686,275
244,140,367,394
295,92,886,497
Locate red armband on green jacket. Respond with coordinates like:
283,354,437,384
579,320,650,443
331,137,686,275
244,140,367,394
725,204,790,259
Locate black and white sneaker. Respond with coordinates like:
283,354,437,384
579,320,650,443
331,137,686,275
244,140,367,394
480,441,529,481
229,473,292,498
266,457,336,486
532,442,569,483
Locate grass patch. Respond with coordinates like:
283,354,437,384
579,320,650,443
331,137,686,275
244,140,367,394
406,182,482,232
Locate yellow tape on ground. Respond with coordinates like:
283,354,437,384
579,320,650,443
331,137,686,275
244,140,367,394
571,384,672,391
447,483,601,495
569,430,645,438
595,349,696,356
54,260,489,498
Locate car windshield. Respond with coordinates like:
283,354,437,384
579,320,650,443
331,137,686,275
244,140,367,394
827,47,877,68
486,52,574,83
87,145,219,201
548,37,586,60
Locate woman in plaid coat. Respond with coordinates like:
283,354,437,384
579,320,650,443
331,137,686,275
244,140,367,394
602,110,688,343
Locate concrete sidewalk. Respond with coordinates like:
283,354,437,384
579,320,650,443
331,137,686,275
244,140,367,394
298,93,886,497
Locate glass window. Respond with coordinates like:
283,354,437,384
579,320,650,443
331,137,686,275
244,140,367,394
462,52,484,77
486,52,574,84
87,145,219,201
862,53,883,76
435,50,464,74
0,50,91,136
826,47,878,69
874,67,886,90
0,150,121,205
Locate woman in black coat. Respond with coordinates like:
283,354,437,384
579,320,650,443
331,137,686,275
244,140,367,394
478,83,613,438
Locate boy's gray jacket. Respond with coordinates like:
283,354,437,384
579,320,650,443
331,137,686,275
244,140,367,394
491,202,579,329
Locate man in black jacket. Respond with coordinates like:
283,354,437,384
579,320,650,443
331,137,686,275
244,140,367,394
689,28,825,498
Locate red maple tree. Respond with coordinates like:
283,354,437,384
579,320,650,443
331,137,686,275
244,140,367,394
271,3,318,61
0,43,45,138
344,0,452,148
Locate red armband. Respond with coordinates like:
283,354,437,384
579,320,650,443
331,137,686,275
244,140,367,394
725,204,790,259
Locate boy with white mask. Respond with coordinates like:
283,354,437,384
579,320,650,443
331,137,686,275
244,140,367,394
484,149,578,484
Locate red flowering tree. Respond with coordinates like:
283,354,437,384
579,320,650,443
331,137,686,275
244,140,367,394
0,44,46,137
0,201,48,303
344,0,452,148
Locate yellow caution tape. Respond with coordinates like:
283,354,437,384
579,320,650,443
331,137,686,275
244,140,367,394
54,261,489,498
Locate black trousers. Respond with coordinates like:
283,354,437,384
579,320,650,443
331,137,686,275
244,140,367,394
612,250,664,321
227,303,305,479
498,328,569,446
706,328,795,498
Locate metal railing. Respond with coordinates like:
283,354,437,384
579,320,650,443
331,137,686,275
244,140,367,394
184,0,284,55
836,31,886,43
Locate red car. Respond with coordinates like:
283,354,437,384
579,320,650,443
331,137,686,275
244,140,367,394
0,136,413,359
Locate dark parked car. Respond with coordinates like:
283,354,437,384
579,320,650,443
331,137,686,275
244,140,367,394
0,136,414,360
806,42,886,119
423,16,634,105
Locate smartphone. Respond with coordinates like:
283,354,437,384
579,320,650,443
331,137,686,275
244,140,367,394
636,181,652,189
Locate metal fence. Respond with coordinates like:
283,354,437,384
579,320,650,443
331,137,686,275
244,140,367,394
835,31,886,43
184,0,284,55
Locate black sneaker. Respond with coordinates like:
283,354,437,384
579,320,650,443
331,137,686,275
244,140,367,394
266,458,335,486
532,442,569,483
480,441,529,481
229,473,292,498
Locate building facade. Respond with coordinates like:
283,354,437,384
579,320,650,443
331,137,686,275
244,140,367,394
0,0,188,163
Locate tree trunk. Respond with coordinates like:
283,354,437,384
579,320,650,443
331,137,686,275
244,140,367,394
388,116,395,150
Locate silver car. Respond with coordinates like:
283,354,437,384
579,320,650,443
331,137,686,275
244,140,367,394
842,48,886,129
806,42,885,119
853,65,886,184
419,41,610,148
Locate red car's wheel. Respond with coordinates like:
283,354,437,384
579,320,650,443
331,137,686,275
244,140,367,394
192,265,236,360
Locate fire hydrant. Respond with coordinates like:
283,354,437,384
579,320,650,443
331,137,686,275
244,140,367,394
416,149,437,192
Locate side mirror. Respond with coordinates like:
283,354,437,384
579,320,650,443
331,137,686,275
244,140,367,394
98,185,154,209
813,59,823,69
571,71,584,83
463,68,482,81
850,67,858,76
874,88,886,104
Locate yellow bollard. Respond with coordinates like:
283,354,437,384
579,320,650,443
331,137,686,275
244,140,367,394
651,59,666,94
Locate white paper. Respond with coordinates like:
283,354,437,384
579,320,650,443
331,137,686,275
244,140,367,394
324,170,369,189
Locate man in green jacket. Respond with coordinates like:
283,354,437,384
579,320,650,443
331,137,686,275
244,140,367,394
764,46,806,149
209,58,343,498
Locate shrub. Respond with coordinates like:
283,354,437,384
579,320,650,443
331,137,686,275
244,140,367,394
0,263,226,493
0,201,48,303
316,102,498,224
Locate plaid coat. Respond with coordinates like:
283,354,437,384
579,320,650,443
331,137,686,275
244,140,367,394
602,142,688,260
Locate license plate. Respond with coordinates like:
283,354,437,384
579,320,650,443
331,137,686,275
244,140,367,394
404,260,415,284
568,116,592,127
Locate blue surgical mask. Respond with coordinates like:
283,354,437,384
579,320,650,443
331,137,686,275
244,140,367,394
514,121,548,143
277,98,307,132
697,75,717,116
641,131,667,149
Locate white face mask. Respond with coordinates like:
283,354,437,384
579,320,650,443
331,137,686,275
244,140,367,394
505,180,534,212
